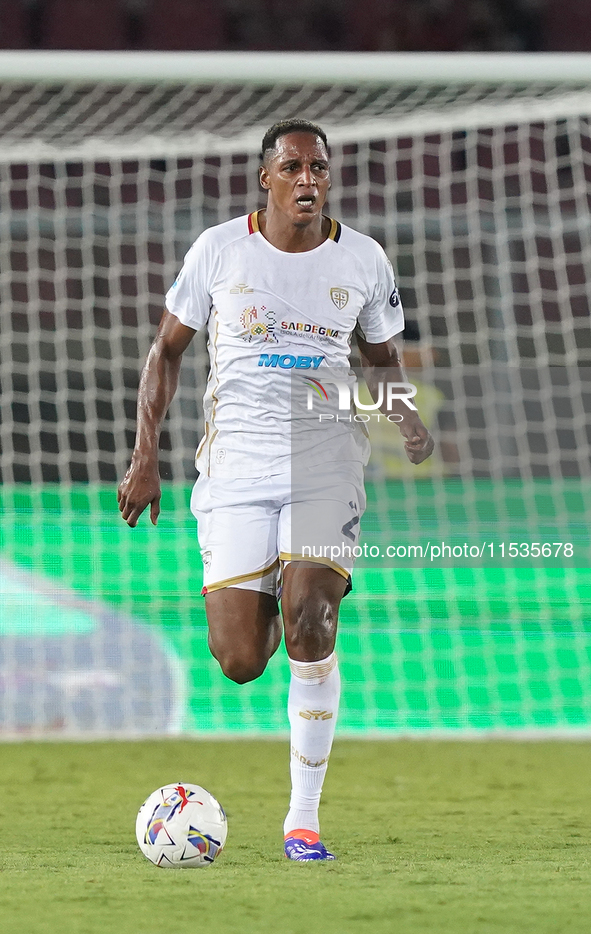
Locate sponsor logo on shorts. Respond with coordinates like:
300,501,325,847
201,550,212,571
258,354,324,369
280,321,340,338
330,287,349,309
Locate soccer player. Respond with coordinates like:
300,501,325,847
118,119,433,861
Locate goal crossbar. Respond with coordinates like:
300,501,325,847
2,51,591,86
2,53,591,163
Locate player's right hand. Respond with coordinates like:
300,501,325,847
117,462,161,527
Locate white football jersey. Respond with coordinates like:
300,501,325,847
165,211,404,478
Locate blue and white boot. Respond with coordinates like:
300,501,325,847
284,830,336,861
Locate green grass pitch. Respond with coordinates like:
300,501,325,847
1,740,590,934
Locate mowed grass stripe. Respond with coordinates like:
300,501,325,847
0,740,589,934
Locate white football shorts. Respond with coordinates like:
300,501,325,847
191,463,366,596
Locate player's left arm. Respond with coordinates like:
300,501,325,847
357,332,434,465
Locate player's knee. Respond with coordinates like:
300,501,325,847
298,587,337,627
286,595,337,655
215,649,268,684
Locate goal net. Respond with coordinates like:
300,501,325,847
1,51,590,736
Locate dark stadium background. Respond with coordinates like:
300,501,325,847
0,0,589,55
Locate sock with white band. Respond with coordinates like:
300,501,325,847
284,652,341,839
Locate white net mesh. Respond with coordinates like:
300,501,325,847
1,74,590,484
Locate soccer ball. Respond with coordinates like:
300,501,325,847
136,782,227,868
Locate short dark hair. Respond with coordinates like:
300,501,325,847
259,119,329,163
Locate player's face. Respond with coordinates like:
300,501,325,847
259,132,330,227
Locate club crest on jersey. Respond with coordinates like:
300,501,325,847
239,305,277,343
330,287,349,310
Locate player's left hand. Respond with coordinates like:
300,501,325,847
400,419,434,465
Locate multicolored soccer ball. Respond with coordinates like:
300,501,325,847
136,783,227,868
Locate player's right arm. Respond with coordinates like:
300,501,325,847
117,309,196,527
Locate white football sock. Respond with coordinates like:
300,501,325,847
284,653,340,839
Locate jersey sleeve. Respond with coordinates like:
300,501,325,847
356,244,405,343
164,230,215,331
